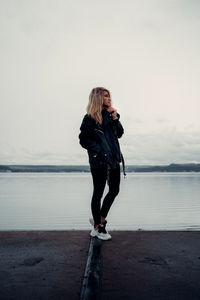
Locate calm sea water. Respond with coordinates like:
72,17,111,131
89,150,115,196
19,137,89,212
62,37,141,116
0,172,200,231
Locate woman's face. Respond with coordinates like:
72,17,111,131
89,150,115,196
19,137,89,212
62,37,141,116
102,90,111,107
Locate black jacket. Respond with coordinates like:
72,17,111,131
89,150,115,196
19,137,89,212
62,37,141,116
79,108,125,172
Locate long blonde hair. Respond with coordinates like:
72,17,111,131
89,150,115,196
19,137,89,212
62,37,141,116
86,87,111,124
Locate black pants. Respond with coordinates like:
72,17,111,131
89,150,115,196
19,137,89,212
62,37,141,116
90,163,120,226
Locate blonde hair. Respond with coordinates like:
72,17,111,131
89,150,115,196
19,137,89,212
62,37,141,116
86,87,111,124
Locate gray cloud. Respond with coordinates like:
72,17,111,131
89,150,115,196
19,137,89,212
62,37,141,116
1,127,199,165
122,129,200,164
0,0,199,165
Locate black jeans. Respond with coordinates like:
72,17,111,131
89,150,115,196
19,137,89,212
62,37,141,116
90,163,120,226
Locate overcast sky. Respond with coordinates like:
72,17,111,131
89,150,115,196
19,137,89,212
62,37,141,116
0,0,200,165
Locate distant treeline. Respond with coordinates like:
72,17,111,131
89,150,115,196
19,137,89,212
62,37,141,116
0,163,200,172
130,163,200,172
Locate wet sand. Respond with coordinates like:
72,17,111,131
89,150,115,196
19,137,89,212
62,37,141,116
0,231,89,300
101,231,200,300
1,230,200,299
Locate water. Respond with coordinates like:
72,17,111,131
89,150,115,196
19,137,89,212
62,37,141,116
0,172,200,231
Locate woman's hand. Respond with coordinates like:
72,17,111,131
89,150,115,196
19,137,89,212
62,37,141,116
107,106,118,120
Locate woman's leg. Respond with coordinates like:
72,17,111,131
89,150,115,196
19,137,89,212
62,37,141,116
90,166,107,227
100,163,120,219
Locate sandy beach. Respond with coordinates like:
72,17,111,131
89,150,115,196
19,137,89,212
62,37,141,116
1,230,200,300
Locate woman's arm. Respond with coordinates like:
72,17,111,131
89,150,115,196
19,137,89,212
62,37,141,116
106,107,124,138
79,115,102,153
112,113,124,138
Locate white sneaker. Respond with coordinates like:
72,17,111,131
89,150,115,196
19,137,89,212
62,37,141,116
90,227,98,238
89,218,111,240
90,225,112,240
97,231,112,240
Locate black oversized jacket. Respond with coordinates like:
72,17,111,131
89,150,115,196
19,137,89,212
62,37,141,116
79,108,124,171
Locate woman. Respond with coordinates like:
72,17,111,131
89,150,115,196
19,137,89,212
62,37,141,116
79,87,125,240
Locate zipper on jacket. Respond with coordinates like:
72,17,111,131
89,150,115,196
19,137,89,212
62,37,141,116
94,128,104,134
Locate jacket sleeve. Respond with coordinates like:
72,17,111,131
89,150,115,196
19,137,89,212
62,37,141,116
79,115,102,153
112,113,124,138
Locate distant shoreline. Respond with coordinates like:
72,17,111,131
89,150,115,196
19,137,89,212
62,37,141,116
0,163,200,172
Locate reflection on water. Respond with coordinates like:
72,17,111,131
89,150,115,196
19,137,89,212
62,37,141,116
0,172,200,230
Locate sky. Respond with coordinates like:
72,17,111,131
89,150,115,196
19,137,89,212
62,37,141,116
0,0,200,165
